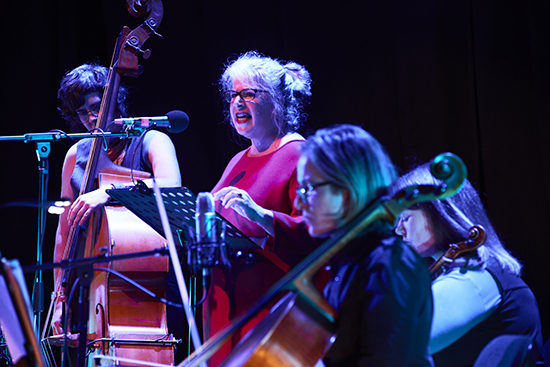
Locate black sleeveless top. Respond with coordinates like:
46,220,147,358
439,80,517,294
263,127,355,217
70,136,152,198
433,260,543,367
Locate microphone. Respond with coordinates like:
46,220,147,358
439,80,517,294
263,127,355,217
188,192,229,305
113,110,190,133
191,192,218,277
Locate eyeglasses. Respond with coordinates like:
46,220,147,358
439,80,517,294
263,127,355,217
223,89,267,103
75,103,101,123
295,181,333,202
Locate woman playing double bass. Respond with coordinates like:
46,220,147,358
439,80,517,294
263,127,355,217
51,63,182,337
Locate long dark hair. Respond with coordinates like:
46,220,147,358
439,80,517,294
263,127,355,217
390,163,522,274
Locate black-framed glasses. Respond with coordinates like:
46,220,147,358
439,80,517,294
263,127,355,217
75,103,101,123
223,89,267,103
295,181,333,202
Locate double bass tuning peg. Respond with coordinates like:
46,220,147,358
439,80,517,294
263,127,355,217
145,18,164,39
125,17,163,60
141,49,152,60
126,36,152,59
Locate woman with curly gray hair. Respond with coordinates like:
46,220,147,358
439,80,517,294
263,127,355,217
218,51,311,137
206,51,315,365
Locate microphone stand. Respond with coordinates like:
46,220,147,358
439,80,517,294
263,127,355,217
0,129,144,333
35,141,49,334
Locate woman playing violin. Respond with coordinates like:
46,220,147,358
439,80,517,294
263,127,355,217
391,164,543,366
51,63,181,335
294,124,434,366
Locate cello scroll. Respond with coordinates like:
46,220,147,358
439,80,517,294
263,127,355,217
384,152,467,220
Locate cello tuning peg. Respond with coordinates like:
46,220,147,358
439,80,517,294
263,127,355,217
433,184,448,196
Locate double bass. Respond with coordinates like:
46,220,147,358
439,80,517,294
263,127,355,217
43,1,177,366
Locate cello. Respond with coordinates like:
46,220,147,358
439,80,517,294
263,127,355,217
181,153,468,366
43,1,177,366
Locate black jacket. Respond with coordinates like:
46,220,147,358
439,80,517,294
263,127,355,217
323,232,434,367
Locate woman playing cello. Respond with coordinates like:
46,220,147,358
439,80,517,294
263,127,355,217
291,124,434,366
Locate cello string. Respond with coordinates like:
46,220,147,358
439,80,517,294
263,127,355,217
41,335,60,367
40,287,58,367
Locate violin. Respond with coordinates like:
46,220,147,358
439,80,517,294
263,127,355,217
428,225,487,275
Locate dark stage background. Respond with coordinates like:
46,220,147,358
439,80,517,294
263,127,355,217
1,0,549,345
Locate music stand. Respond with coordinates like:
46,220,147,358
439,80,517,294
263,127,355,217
106,185,257,250
0,257,47,367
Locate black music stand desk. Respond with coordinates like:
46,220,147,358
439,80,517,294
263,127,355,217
106,186,257,250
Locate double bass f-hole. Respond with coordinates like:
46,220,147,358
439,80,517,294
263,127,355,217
93,303,106,353
428,225,487,275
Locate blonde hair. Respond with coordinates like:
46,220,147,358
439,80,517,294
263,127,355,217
302,124,397,229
